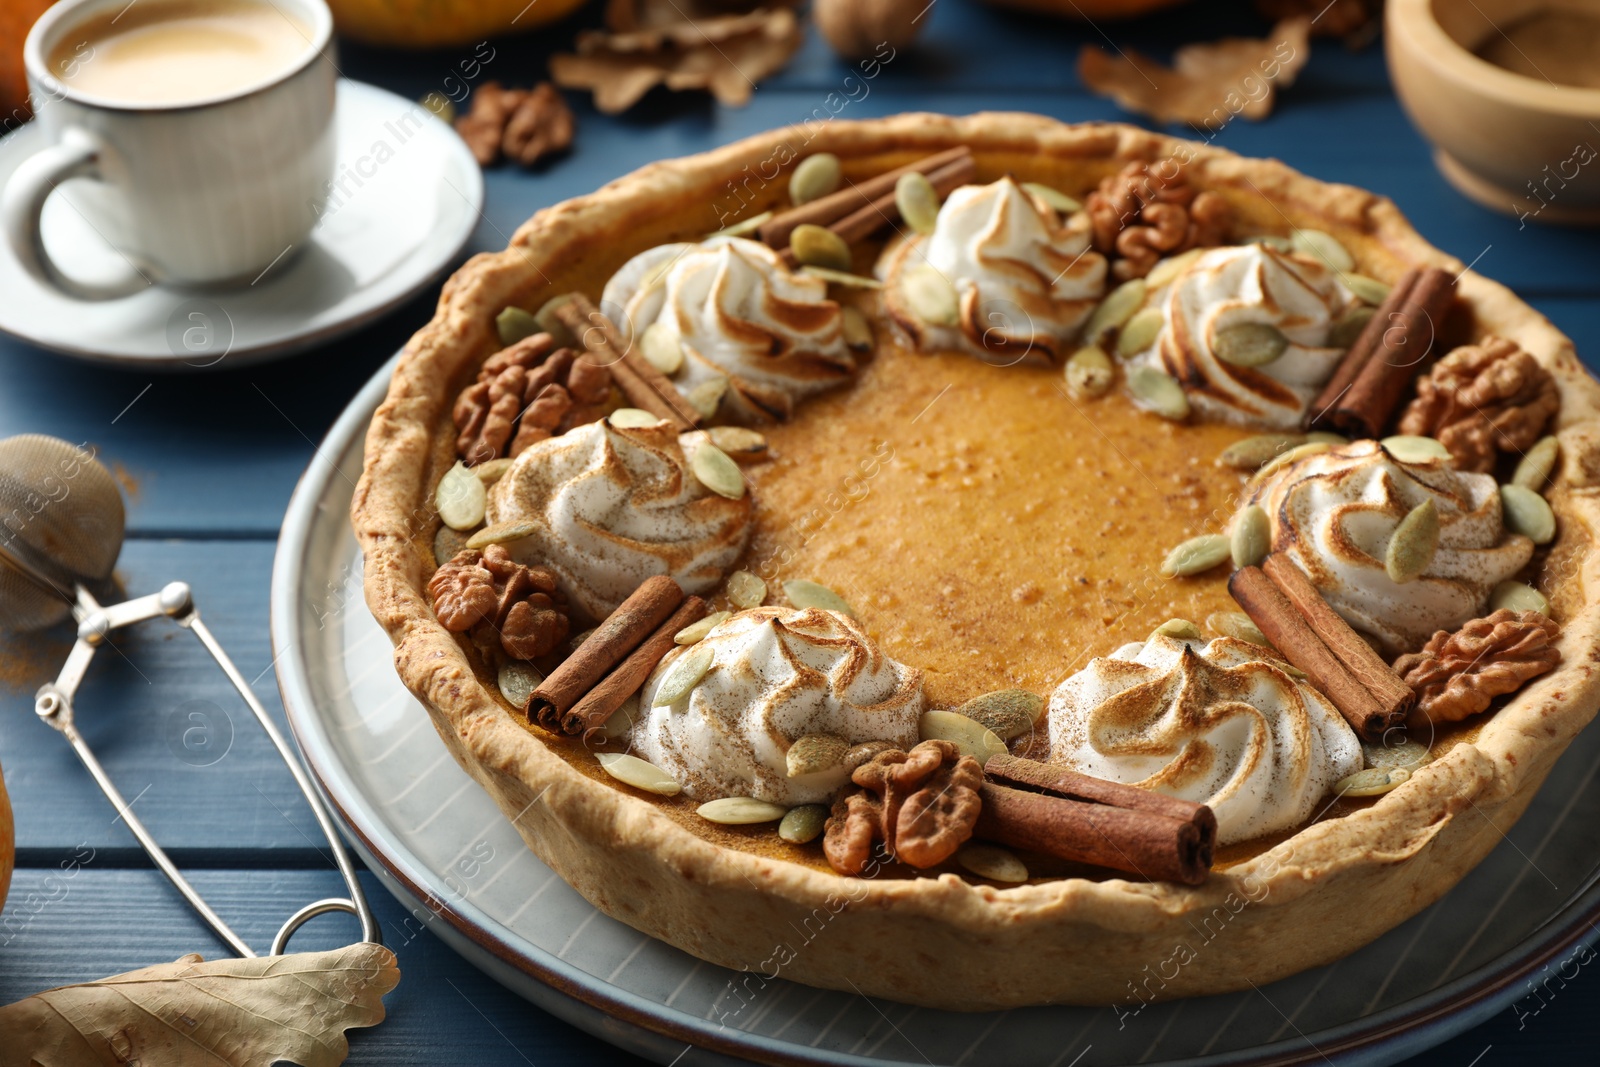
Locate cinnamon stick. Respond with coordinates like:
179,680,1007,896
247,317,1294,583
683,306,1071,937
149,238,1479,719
1228,565,1390,739
1306,269,1418,431
1261,554,1414,725
554,295,700,432
1314,267,1456,438
758,146,973,250
975,783,1211,886
984,754,1216,841
567,596,708,742
777,153,979,269
527,575,685,730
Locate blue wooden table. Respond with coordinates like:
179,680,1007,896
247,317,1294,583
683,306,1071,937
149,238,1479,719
2,2,1597,1063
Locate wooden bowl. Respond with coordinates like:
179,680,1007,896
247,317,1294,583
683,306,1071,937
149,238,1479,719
1387,0,1600,224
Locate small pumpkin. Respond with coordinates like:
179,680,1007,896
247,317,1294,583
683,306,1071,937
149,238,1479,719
0,758,13,919
326,0,589,49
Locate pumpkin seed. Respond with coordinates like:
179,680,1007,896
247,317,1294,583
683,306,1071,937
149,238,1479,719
903,266,960,327
1513,436,1560,491
437,461,487,530
710,427,768,459
699,796,789,825
687,377,729,420
801,265,883,289
1291,228,1354,272
1249,441,1332,487
1381,435,1452,465
783,579,853,615
790,153,842,205
1245,234,1295,252
842,306,874,349
496,306,540,347
956,690,1045,742
1336,765,1411,798
675,610,732,645
1489,580,1549,615
653,644,715,706
690,442,746,500
957,843,1029,883
497,660,542,710
474,457,514,485
1083,278,1147,343
726,569,767,609
434,525,470,566
1152,618,1203,642
790,223,852,271
845,740,898,769
596,752,681,796
1214,322,1288,367
1340,273,1391,306
640,322,685,375
1021,182,1081,215
1160,533,1230,578
919,709,1008,762
1278,661,1307,679
610,407,664,429
598,693,642,741
1362,738,1432,772
1117,306,1166,357
1206,611,1270,647
1500,484,1556,544
778,804,830,844
1220,433,1305,470
467,520,539,550
1328,305,1376,349
1064,346,1115,399
1127,365,1190,421
708,210,773,239
1386,499,1439,583
1146,247,1204,289
1304,431,1348,446
533,294,578,347
786,733,850,778
420,91,456,124
895,171,942,235
1232,504,1272,568
569,628,596,653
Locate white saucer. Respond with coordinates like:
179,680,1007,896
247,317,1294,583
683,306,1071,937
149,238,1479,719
0,79,482,369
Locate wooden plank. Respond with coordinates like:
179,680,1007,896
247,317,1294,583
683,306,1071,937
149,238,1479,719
0,868,652,1066
0,540,334,853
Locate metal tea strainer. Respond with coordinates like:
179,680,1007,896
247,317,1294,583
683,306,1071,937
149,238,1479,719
0,433,377,956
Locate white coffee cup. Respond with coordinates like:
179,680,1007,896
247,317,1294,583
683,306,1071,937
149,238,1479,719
2,0,337,299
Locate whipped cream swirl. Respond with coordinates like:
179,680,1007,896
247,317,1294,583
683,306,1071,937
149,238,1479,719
881,177,1107,363
1130,243,1357,428
1047,634,1362,845
1246,439,1534,655
631,607,924,804
602,236,854,421
486,418,752,620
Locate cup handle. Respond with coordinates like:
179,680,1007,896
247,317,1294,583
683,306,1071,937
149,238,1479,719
2,127,150,301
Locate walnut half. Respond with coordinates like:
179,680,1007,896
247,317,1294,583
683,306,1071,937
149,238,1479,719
1394,609,1561,726
822,740,983,876
1397,337,1559,474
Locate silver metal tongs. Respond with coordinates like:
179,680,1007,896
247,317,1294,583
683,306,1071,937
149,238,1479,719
0,433,376,956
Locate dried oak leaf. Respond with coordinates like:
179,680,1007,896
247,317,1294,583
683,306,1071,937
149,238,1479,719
0,943,398,1067
1397,336,1560,474
823,739,983,875
1079,17,1311,127
550,7,803,114
1395,609,1562,726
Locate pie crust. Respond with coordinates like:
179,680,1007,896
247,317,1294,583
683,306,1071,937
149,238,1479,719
352,113,1600,1008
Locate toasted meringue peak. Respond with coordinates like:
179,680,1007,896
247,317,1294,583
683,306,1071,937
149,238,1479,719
601,236,855,422
880,177,1107,363
631,607,925,804
1128,243,1358,429
1046,634,1362,844
485,418,752,620
1246,439,1534,655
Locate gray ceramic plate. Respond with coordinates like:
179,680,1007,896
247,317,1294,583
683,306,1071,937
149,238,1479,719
0,81,481,368
272,356,1600,1066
